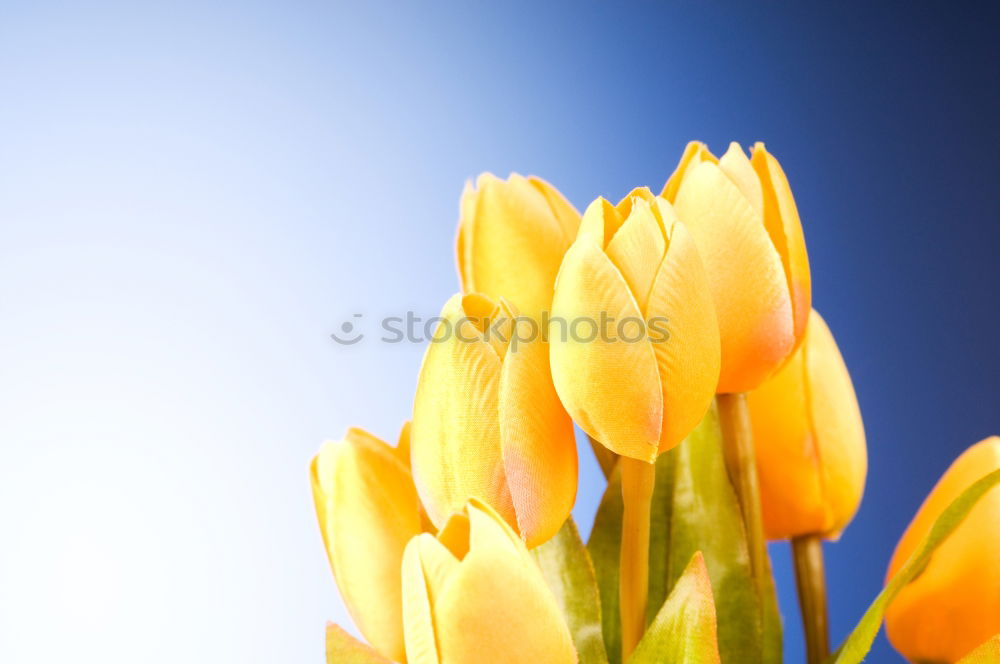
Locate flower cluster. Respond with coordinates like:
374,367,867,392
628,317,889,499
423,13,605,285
310,142,1000,664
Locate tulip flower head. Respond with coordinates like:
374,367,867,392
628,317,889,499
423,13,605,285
402,499,578,664
310,426,423,662
665,141,811,393
885,436,1000,663
411,292,577,548
748,309,867,540
549,188,720,462
457,173,581,319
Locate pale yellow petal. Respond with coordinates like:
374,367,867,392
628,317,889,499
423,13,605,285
717,142,763,217
549,241,661,461
528,175,581,245
498,331,578,547
604,197,667,308
644,218,721,452
311,434,421,662
751,143,812,347
456,179,476,293
411,294,515,531
434,545,577,664
461,173,575,318
662,141,718,202
402,535,442,664
673,160,794,393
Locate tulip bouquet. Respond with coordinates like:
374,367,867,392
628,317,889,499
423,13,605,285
310,143,1000,664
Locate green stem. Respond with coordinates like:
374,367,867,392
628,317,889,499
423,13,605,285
716,393,769,602
792,534,830,664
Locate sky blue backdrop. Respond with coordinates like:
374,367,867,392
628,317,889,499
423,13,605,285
1,2,997,663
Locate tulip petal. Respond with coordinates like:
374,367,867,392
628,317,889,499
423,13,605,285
804,311,867,537
751,143,812,346
747,340,827,539
402,535,444,664
550,240,662,461
673,160,794,393
326,623,394,664
462,173,576,318
604,197,666,309
644,218,721,452
311,433,421,662
411,294,515,530
499,328,578,548
718,142,763,218
434,538,578,664
662,141,717,203
528,175,581,245
456,180,476,292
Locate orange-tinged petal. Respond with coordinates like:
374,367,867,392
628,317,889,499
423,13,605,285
960,634,1000,663
673,160,794,393
662,141,718,203
885,437,1000,663
804,312,866,537
457,173,579,319
549,240,662,461
432,503,578,664
311,432,422,662
748,310,866,539
498,327,578,547
411,294,515,531
751,143,812,348
644,216,721,452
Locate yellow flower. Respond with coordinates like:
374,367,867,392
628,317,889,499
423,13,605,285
665,141,811,393
410,293,577,548
310,426,424,662
457,173,581,319
747,309,867,539
885,436,1000,663
549,188,720,462
402,499,578,664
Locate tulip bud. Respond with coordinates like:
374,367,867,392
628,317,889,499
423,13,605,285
402,499,578,664
666,141,811,393
885,436,1000,663
310,426,423,662
457,173,581,319
549,188,720,461
410,293,577,548
747,309,867,540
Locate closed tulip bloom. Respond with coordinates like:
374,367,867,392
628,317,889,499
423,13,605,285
457,173,581,319
748,309,867,540
885,436,1000,663
665,141,811,393
402,499,578,664
310,427,423,662
549,188,720,461
411,293,577,548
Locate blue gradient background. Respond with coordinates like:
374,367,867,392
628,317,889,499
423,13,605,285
1,2,997,662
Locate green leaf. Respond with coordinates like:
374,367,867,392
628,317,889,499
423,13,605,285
325,623,392,664
630,551,721,664
828,468,1000,664
533,518,610,664
588,464,624,664
653,403,782,664
587,405,781,664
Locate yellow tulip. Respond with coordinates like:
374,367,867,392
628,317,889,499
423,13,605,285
310,426,423,662
457,173,581,319
665,141,811,393
548,188,720,461
748,309,867,539
402,499,578,664
885,436,1000,663
410,292,577,548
